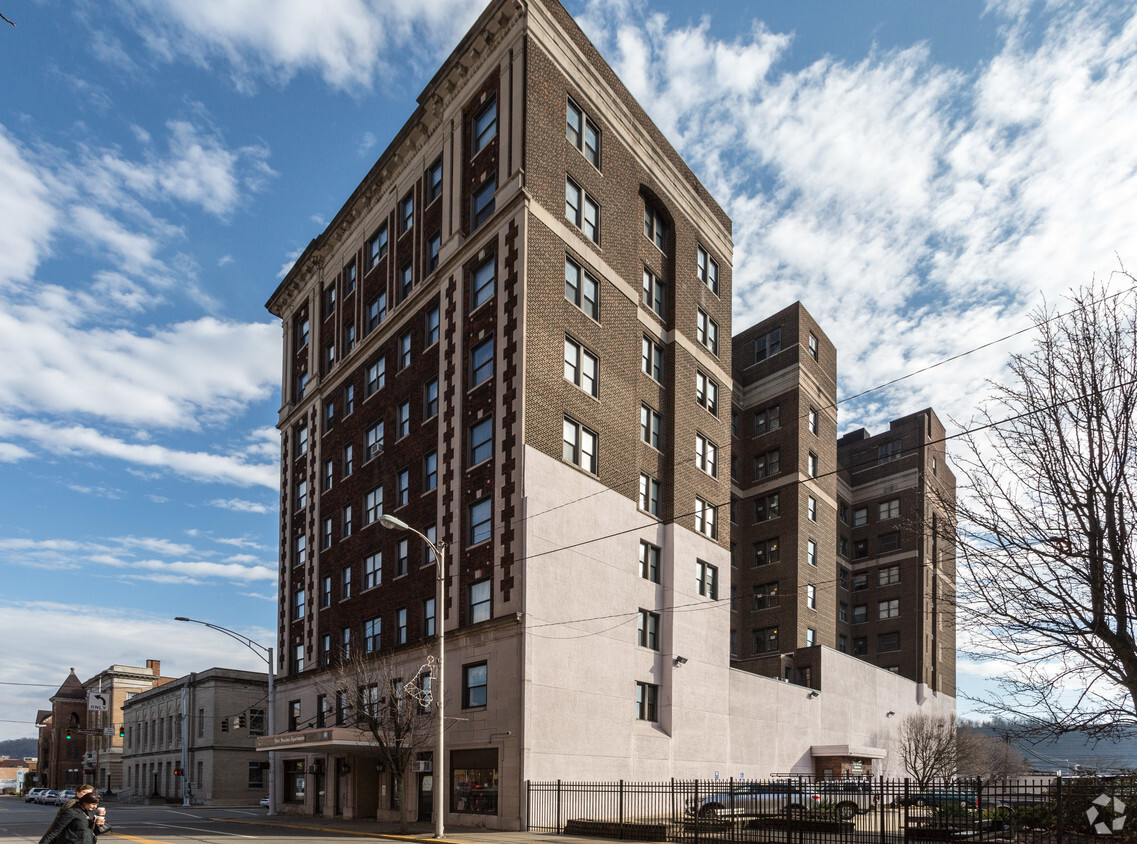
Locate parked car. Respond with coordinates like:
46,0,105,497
37,790,60,804
815,781,878,819
899,787,979,809
687,782,823,818
54,789,77,806
24,788,46,802
259,795,270,808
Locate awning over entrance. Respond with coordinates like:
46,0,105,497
256,727,375,751
810,745,887,759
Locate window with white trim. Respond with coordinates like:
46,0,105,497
564,336,598,397
562,416,598,474
697,246,719,294
695,498,717,539
695,433,718,477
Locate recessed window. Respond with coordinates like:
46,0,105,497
640,404,662,449
807,539,818,566
754,493,780,522
423,597,436,637
808,451,819,477
643,202,668,253
879,531,901,553
562,416,598,474
697,246,718,295
696,309,718,355
470,337,494,387
753,581,779,610
396,538,409,575
322,459,333,492
364,487,383,525
696,371,719,415
396,608,408,644
879,499,900,520
427,231,441,272
695,497,718,539
696,560,718,598
469,416,493,466
344,260,357,294
564,336,598,397
853,604,868,623
879,598,900,619
808,407,819,435
472,96,497,154
753,327,781,362
295,479,307,510
853,539,868,559
292,588,305,621
754,405,780,435
471,257,495,310
365,356,385,397
471,177,495,229
426,158,443,204
399,192,414,234
641,335,663,382
342,505,353,539
426,305,440,346
324,284,336,316
344,323,356,355
564,257,599,320
878,632,901,653
806,628,817,647
398,332,412,370
853,507,868,527
853,636,868,655
469,580,491,624
463,662,488,708
397,469,410,507
295,425,308,458
639,540,660,583
808,332,819,360
424,378,439,419
564,177,600,244
424,451,438,491
807,584,817,610
879,564,900,586
753,537,779,566
399,262,414,301
364,552,381,590
367,225,388,269
753,448,779,479
754,626,779,654
642,267,664,318
878,440,902,463
397,401,410,439
468,498,492,546
296,315,310,348
364,617,381,653
807,496,817,521
365,422,384,459
343,383,355,416
636,682,658,721
695,433,718,477
322,519,332,550
566,98,601,168
639,473,661,517
637,610,660,650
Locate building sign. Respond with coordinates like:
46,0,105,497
258,729,333,749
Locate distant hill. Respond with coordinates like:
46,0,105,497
0,738,37,759
975,722,1137,774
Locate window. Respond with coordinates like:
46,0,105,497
396,608,408,644
754,405,780,435
640,404,662,449
808,332,819,360
879,598,900,619
470,579,491,623
342,445,354,478
636,682,658,721
641,335,663,382
695,433,718,477
878,632,901,653
363,552,381,590
565,177,600,243
840,567,850,589
696,560,718,598
423,597,436,636
426,305,440,346
642,268,664,318
807,584,817,609
879,440,903,464
364,617,381,653
754,493,780,522
564,336,598,397
853,539,868,559
839,502,849,524
853,604,867,623
424,451,438,491
879,565,900,586
566,99,601,167
696,371,718,415
753,448,780,479
396,538,409,576
295,478,308,510
292,588,306,621
295,370,308,400
639,473,661,516
564,257,599,319
754,626,779,653
367,225,388,269
562,416,598,473
839,602,848,621
852,636,868,655
853,507,868,527
879,531,901,553
639,541,660,583
297,315,310,348
364,486,383,525
879,499,900,520
341,628,351,659
294,533,306,565
853,574,869,591
807,496,817,521
638,609,660,650
753,581,778,610
397,469,410,506
424,378,439,419
397,401,410,438
322,574,332,606
399,192,414,234
288,701,302,732
366,422,384,459
472,97,497,153
469,416,493,465
471,337,494,387
696,309,719,354
324,342,336,372
732,410,739,438
471,257,495,309
344,260,357,294
399,262,413,301
365,357,385,396
342,505,353,539
427,231,441,272
366,292,387,332
424,524,437,565
324,400,335,434
754,328,781,361
343,383,355,416
643,203,668,253
322,517,333,549
808,407,819,434
463,662,488,708
753,537,779,566
808,451,819,477
426,158,443,203
807,539,818,566
471,177,495,228
398,332,412,370
469,498,492,545
697,246,719,294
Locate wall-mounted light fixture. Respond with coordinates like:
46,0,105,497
674,656,688,667
808,690,820,699
886,710,896,718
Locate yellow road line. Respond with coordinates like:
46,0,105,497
217,817,465,842
107,835,178,844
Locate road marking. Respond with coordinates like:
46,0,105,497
218,817,465,842
140,822,256,838
109,835,179,844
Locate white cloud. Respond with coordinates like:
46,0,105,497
113,536,196,556
0,128,58,288
209,497,273,514
0,442,32,462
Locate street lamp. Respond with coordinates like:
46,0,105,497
174,616,276,815
377,513,446,839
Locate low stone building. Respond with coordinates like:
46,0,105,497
82,660,171,793
122,668,268,806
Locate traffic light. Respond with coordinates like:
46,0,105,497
65,729,71,740
237,715,247,729
119,726,125,738
174,768,183,777
220,718,229,732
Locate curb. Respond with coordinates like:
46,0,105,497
219,817,466,843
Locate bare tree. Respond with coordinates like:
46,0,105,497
955,721,1031,779
948,276,1137,739
897,712,957,787
317,650,436,833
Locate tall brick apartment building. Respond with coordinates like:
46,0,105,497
730,304,956,695
263,0,955,830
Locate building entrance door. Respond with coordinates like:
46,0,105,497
334,760,345,816
315,770,326,815
418,772,433,823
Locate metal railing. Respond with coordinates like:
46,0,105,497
526,775,1137,843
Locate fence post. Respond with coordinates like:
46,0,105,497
619,779,625,841
525,780,529,832
879,775,887,844
1056,773,1063,844
556,779,562,835
694,779,700,844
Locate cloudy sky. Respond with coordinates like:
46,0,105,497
2,0,1135,742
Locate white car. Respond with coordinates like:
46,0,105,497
259,795,270,808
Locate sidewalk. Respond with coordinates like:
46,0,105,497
230,814,607,844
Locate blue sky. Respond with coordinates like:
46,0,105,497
2,0,1136,742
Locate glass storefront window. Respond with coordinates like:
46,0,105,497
284,759,306,803
451,749,498,815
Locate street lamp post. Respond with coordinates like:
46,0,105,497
378,513,446,840
174,617,276,815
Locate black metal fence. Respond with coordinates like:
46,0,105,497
526,776,1137,843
